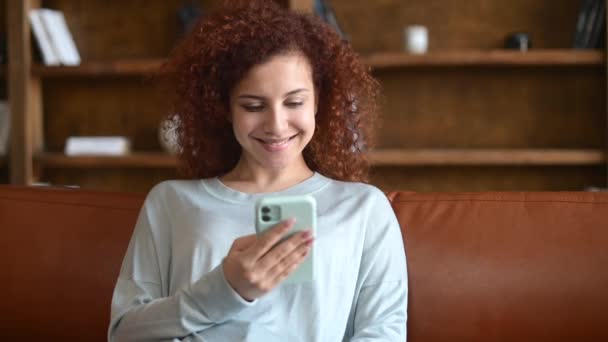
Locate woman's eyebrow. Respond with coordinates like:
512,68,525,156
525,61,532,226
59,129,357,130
283,88,309,97
237,88,310,100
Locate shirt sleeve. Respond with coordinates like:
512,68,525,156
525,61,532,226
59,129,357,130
350,189,409,341
108,183,256,341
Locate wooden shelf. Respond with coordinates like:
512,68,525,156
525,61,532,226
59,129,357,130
29,50,605,78
37,152,178,168
35,149,605,169
31,59,165,77
368,149,606,166
362,50,606,69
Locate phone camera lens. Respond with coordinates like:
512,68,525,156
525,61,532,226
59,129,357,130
262,215,271,222
261,207,270,214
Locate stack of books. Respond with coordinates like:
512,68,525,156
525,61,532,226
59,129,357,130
574,0,606,49
29,8,81,66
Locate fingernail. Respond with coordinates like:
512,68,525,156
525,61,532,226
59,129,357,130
284,218,296,226
301,230,311,239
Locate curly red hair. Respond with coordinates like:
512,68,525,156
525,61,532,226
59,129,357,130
160,0,379,183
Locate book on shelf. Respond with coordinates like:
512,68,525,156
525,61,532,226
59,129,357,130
574,0,606,48
29,9,60,66
177,0,203,39
0,101,9,156
314,0,349,41
29,8,81,66
588,0,606,48
64,136,131,156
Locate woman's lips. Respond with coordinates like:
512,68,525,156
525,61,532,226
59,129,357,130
254,134,298,152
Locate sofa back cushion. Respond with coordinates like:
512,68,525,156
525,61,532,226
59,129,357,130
1,186,607,341
0,186,144,340
389,191,608,341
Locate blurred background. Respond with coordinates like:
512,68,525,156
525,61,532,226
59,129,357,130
1,0,606,193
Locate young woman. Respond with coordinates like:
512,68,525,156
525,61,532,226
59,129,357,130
109,1,408,341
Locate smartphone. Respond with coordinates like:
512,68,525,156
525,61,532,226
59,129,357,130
255,195,316,284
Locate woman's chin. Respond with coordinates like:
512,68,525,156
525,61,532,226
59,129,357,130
254,154,299,170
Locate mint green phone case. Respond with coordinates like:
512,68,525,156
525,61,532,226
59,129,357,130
255,195,316,284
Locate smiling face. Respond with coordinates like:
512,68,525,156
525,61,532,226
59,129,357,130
229,52,316,173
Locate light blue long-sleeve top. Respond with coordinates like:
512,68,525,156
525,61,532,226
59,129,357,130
109,172,408,341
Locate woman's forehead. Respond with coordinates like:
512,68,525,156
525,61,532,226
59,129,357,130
232,53,314,97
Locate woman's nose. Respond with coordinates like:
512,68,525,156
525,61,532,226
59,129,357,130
264,107,289,134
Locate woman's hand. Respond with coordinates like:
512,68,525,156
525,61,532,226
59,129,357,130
222,218,314,301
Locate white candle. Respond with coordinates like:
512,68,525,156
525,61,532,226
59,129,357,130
404,25,429,54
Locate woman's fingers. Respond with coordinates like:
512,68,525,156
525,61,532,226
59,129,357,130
257,230,313,271
250,218,295,259
267,239,313,285
223,219,314,301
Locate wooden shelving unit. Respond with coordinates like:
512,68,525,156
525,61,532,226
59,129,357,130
6,0,608,192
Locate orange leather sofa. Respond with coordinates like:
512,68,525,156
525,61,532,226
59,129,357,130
1,185,607,341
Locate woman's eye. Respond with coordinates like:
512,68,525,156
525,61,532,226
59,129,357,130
243,105,264,112
286,102,303,108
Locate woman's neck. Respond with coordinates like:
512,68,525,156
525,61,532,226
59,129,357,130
219,157,314,194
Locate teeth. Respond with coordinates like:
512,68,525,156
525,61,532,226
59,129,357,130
260,135,296,145
265,139,289,145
